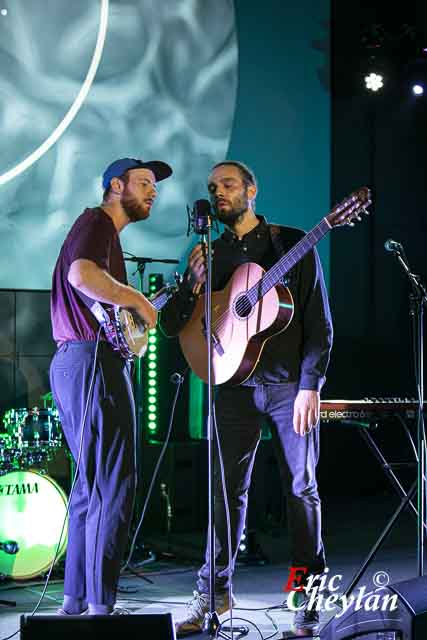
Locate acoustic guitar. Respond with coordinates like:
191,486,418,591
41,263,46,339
179,187,371,385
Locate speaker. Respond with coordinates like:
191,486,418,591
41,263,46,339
320,576,427,639
20,612,176,640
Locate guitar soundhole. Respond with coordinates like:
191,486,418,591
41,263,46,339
234,294,252,319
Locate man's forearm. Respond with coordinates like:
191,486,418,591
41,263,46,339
68,259,142,309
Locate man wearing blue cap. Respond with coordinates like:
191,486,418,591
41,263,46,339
50,157,172,615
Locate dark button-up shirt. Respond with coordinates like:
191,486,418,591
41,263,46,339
160,216,333,390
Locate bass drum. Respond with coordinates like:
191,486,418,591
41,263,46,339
0,470,68,579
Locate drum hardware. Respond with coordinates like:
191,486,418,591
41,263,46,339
0,540,18,607
1,405,63,475
0,540,19,554
39,391,54,409
0,597,16,607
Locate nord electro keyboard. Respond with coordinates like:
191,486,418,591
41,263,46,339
320,398,426,422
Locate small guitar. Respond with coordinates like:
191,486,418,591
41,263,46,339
91,284,176,360
179,188,371,385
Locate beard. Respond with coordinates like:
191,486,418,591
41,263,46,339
121,192,149,222
213,192,249,227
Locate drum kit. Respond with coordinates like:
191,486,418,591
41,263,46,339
0,394,69,580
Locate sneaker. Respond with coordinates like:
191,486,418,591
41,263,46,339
293,589,320,635
111,606,130,615
85,605,130,616
57,608,88,615
175,590,236,637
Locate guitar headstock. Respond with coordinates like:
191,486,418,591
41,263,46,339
327,187,371,228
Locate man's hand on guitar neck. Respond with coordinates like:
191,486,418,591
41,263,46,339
293,389,320,436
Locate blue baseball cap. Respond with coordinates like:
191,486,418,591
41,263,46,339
102,157,172,190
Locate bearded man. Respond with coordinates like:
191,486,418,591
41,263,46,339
160,160,333,636
50,157,172,615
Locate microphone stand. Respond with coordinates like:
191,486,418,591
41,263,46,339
186,202,219,636
204,213,219,636
391,247,427,575
123,255,179,548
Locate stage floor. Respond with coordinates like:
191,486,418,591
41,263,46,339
0,495,419,639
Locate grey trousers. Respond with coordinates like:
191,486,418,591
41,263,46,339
50,341,136,606
197,383,325,593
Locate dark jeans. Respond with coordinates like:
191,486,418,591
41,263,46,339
50,341,136,606
197,383,325,594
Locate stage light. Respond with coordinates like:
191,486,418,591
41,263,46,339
412,83,424,95
365,72,384,92
1,9,7,16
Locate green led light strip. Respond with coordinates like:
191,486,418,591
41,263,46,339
145,273,164,435
146,328,158,432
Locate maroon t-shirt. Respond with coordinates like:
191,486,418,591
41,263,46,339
51,207,127,344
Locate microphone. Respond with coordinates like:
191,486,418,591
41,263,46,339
0,540,19,554
187,199,212,236
384,238,404,253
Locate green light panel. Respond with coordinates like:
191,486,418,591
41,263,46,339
143,273,164,437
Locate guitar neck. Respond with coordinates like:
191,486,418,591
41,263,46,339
151,288,174,311
247,217,332,304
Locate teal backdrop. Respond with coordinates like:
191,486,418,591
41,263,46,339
228,0,330,284
0,0,330,290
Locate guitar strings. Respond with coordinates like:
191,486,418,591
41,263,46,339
210,227,322,335
210,201,363,335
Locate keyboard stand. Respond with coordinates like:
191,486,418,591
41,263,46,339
341,418,425,595
319,416,423,637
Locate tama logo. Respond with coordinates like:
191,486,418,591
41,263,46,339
0,482,39,496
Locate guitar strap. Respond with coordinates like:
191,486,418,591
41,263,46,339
268,224,297,287
269,224,285,256
75,288,109,327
